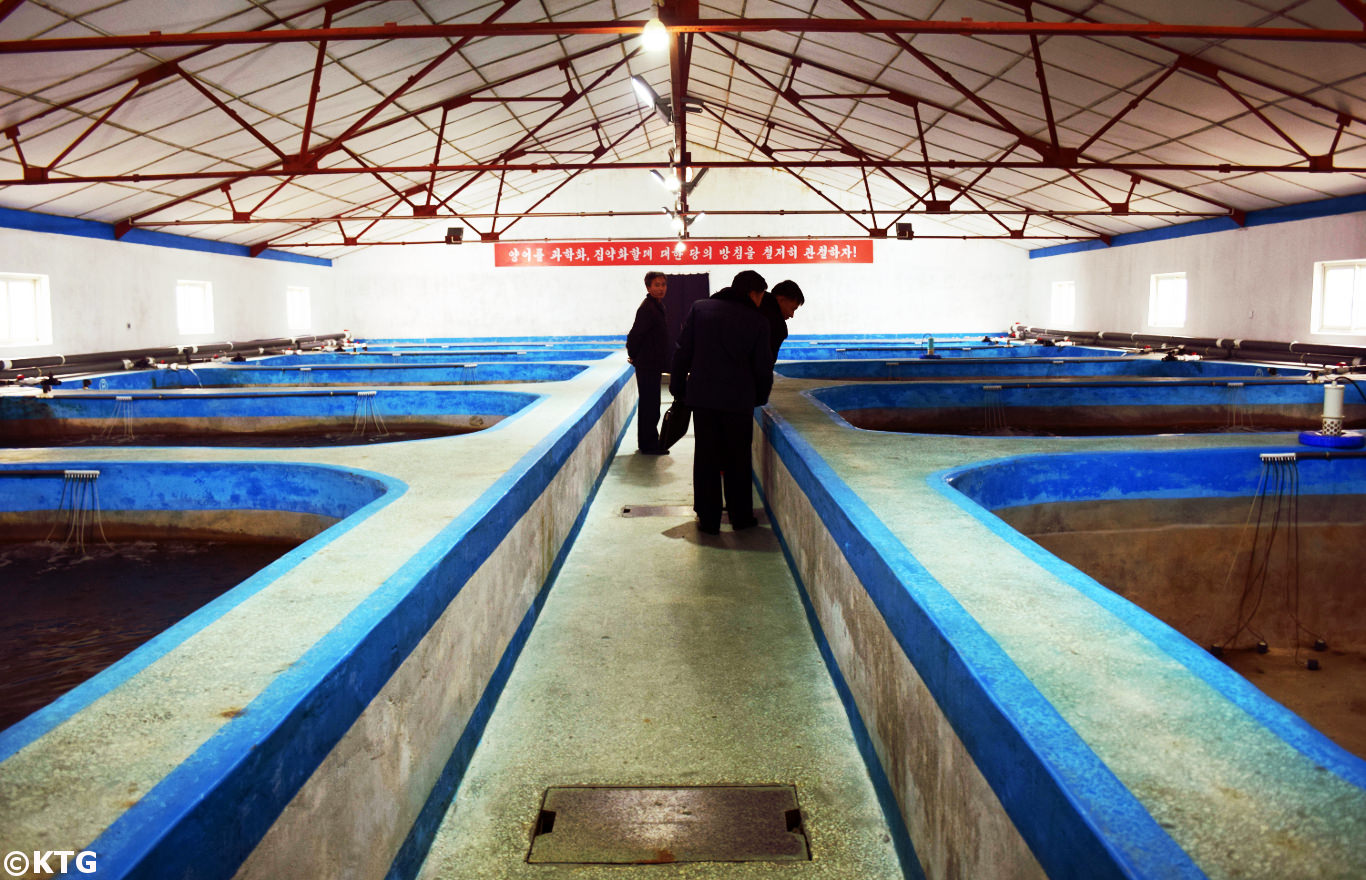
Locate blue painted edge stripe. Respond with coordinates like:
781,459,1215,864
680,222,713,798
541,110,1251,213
84,365,632,880
931,450,1366,790
759,406,1204,880
752,445,924,880
1030,192,1366,259
0,462,405,764
0,206,331,267
383,398,633,880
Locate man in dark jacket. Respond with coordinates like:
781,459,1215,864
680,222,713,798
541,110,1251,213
759,279,805,362
626,271,670,454
670,269,773,534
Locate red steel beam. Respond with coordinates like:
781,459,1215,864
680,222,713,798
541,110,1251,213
259,51,638,246
297,5,334,160
1336,0,1366,26
2,19,1365,54
118,27,626,225
0,0,24,26
7,158,1364,188
723,28,1242,216
173,64,289,163
839,0,1042,152
257,232,1092,247
136,209,1223,227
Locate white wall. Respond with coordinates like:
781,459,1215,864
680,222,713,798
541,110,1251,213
331,164,1030,338
0,226,335,359
1023,210,1366,341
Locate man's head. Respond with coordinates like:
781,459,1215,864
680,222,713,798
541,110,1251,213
644,271,668,299
772,280,804,320
731,269,768,306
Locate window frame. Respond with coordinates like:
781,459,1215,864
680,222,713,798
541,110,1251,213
1310,258,1366,335
0,272,53,347
1147,271,1188,329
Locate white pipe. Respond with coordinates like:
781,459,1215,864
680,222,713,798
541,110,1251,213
1324,382,1345,419
1322,381,1345,435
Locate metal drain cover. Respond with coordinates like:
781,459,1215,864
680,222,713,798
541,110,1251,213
620,505,764,522
527,784,809,864
619,504,695,517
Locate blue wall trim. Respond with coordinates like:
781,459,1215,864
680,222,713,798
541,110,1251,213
82,365,632,880
0,206,331,267
1030,192,1366,259
760,407,1203,880
754,451,923,880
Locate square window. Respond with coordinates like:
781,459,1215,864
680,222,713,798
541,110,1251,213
176,280,214,335
1148,272,1187,328
0,273,53,347
1311,260,1366,334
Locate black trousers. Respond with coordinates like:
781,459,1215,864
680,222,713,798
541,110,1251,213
635,368,662,451
691,407,754,527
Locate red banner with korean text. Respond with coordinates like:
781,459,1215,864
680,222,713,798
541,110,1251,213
493,239,873,267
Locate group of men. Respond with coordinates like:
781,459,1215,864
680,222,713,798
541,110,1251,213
625,269,805,535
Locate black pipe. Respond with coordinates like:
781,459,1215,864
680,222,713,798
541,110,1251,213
2,333,346,379
1024,327,1366,364
1287,450,1366,460
0,469,100,477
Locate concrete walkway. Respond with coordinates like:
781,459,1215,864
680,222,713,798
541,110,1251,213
416,407,903,879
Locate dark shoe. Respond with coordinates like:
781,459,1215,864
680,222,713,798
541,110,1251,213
730,516,759,530
697,521,720,535
642,447,670,455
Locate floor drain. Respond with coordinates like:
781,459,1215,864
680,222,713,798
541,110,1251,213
527,784,809,864
619,504,695,517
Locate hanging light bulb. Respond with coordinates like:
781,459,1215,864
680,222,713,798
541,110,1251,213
641,11,669,52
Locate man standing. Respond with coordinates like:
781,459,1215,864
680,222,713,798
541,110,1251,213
626,270,670,454
670,269,773,534
759,279,805,362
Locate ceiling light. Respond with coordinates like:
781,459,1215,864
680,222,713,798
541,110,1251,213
631,75,658,108
629,75,672,125
650,169,681,192
641,16,669,52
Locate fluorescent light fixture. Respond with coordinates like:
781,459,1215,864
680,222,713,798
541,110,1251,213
631,75,660,108
641,16,669,52
650,169,681,192
629,75,672,125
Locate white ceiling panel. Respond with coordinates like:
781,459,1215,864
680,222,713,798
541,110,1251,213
0,0,1360,257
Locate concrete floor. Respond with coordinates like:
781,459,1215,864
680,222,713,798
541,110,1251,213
415,407,903,879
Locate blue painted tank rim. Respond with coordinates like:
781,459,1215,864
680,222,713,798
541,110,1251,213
927,452,1366,789
0,460,407,762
